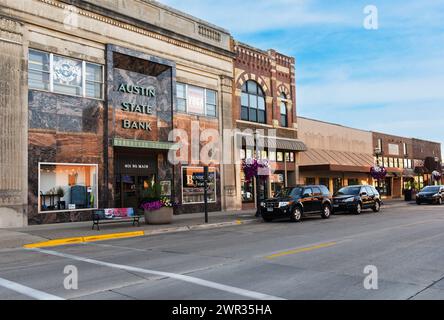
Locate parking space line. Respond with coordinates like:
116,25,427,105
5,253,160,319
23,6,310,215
0,277,64,300
29,248,285,300
264,242,338,260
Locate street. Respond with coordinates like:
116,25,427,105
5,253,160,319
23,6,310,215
1,203,444,300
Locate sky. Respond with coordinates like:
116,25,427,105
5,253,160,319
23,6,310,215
161,0,444,156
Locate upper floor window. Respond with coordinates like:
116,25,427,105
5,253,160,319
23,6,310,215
176,82,217,117
241,80,266,124
28,49,104,100
280,93,288,127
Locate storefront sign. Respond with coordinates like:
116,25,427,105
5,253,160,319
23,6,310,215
118,84,156,97
122,119,152,131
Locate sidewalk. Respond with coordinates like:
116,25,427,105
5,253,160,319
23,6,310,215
0,209,260,250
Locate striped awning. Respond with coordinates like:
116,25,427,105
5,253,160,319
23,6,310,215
236,133,307,151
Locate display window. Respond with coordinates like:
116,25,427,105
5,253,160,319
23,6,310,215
38,163,98,212
182,166,217,204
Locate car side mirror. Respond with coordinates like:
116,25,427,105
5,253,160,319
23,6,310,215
361,192,367,196
303,193,310,198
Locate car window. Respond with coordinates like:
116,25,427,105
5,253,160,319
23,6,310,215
371,186,379,195
365,186,374,196
304,188,313,197
422,186,440,193
313,187,321,195
336,186,360,196
320,185,330,196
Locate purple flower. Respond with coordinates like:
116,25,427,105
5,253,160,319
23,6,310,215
141,200,163,211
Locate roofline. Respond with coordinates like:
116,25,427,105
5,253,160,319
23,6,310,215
297,116,371,134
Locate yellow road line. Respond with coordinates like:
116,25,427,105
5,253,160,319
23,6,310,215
265,242,337,260
23,231,145,249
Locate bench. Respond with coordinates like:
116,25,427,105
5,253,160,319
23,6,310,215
92,208,141,230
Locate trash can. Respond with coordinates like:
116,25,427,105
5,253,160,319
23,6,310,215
404,189,412,201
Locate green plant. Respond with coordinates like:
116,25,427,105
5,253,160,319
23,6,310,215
56,186,64,198
140,183,162,202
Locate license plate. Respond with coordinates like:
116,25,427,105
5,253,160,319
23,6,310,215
333,204,340,208
267,208,274,212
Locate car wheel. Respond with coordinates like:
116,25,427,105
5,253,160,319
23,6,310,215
416,200,421,205
290,207,302,222
354,202,362,215
372,201,381,213
438,198,443,205
321,204,331,219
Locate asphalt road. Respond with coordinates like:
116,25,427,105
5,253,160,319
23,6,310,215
1,203,444,300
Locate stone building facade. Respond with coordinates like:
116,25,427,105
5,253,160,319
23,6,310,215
0,0,234,226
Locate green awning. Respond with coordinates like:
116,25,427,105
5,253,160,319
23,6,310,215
113,138,180,151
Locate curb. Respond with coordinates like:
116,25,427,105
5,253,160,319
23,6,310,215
23,231,145,249
22,219,260,249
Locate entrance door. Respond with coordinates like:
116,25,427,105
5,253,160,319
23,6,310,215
118,174,156,210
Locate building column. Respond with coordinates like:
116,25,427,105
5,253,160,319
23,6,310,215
0,16,28,227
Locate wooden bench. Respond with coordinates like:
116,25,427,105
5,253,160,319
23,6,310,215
92,208,141,231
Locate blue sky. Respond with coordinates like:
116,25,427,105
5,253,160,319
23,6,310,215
161,0,444,155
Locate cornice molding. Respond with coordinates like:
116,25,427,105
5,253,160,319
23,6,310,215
37,0,233,62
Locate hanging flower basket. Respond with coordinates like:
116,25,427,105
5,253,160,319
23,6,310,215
242,158,270,183
370,166,387,180
432,170,442,182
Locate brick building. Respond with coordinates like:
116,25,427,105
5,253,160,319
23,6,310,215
231,42,306,210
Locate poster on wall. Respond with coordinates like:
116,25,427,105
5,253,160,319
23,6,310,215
186,85,205,115
182,167,216,204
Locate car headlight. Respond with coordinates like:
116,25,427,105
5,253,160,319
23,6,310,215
260,202,266,207
279,201,291,208
345,197,355,203
433,194,440,198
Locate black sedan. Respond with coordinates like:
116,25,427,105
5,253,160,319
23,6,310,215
416,186,444,205
333,185,382,214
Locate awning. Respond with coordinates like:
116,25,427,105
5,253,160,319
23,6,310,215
299,148,374,173
402,169,415,178
236,133,307,151
113,138,180,150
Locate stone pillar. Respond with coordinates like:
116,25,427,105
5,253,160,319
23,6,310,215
220,75,240,211
0,16,28,228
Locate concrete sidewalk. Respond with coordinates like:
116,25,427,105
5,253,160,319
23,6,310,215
0,199,413,250
0,209,260,250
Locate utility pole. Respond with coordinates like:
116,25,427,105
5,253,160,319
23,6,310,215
203,166,209,224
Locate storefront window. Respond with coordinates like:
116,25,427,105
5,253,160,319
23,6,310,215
333,178,343,194
319,178,330,189
39,163,98,212
306,177,316,185
182,167,217,204
269,151,276,162
277,152,284,162
28,49,104,99
348,178,359,186
241,172,254,203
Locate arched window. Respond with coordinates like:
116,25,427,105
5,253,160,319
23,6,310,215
280,93,288,127
241,80,266,124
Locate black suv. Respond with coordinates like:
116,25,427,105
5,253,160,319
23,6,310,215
333,185,382,214
260,185,332,222
416,185,444,205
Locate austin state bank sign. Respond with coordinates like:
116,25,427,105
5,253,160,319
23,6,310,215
118,83,155,131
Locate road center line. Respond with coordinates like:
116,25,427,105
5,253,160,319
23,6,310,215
265,242,338,260
0,277,64,300
29,248,285,300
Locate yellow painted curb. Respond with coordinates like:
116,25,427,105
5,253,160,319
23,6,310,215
83,231,145,243
23,231,145,249
23,237,84,249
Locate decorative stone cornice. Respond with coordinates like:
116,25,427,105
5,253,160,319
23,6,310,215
37,0,233,62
